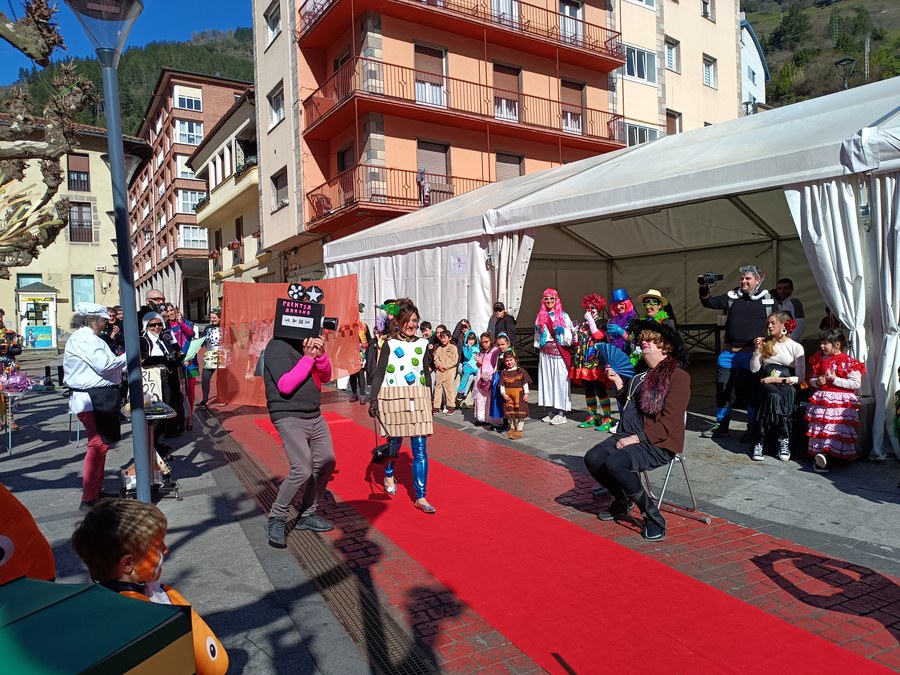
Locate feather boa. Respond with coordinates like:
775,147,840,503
640,356,678,417
809,351,866,379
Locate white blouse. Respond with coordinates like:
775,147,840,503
750,338,805,385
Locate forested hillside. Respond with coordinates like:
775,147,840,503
742,0,900,105
12,28,254,135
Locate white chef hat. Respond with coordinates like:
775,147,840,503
74,302,110,317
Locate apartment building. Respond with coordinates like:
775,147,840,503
128,69,252,319
254,0,627,276
739,14,769,111
0,123,150,348
619,0,742,143
188,90,276,307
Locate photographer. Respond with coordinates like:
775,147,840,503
699,266,775,439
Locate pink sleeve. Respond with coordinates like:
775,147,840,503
277,356,315,395
315,352,332,382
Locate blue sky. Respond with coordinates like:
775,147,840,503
0,1,252,85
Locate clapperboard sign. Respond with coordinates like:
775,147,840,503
273,298,325,340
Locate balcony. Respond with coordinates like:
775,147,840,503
303,58,625,151
305,163,491,233
296,0,624,70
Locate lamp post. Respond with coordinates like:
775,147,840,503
835,56,856,91
65,0,152,502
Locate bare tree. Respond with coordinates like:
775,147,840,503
0,1,94,279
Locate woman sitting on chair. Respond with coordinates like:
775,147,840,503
584,320,690,542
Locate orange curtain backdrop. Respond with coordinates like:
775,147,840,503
218,276,360,407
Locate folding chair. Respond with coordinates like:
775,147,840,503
68,413,83,447
641,453,711,525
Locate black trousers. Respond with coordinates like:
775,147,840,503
584,436,671,500
349,369,367,396
201,368,217,402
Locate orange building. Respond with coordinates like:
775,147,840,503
254,0,626,277
128,69,251,319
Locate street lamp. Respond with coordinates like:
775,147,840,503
835,56,856,91
65,0,153,502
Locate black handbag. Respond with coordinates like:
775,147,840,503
369,401,398,464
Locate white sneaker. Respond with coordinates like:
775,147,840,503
777,439,791,462
541,414,553,423
549,415,568,425
608,423,618,434
814,453,828,473
752,443,764,461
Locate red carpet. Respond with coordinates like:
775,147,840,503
247,414,885,673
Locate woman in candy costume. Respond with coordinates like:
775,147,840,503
369,300,436,513
534,288,576,424
570,293,614,431
806,328,866,472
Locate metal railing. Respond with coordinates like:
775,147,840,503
67,172,90,192
304,57,625,143
68,219,93,243
306,164,491,223
296,0,624,61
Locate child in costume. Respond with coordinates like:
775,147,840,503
500,350,532,440
570,293,614,431
489,333,512,430
71,499,228,675
456,329,480,407
473,332,502,428
432,329,460,415
806,328,866,472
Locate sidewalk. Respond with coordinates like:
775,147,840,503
3,383,900,672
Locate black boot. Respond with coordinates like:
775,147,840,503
597,498,633,521
629,489,666,542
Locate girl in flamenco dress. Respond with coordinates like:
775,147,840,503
806,328,866,473
569,293,615,431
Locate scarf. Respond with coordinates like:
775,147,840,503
640,356,678,417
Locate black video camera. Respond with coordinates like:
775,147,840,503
697,272,724,287
321,317,338,331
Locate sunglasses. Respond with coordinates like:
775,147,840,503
642,299,661,306
149,298,165,302
542,296,556,301
147,322,164,328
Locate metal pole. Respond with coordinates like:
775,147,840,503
98,47,152,502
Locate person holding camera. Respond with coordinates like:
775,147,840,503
138,289,166,325
369,299,436,514
699,266,775,439
263,333,336,548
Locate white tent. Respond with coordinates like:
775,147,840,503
325,76,900,457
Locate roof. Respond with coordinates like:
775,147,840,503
324,76,900,264
135,68,254,139
0,114,151,157
15,282,60,294
740,18,771,82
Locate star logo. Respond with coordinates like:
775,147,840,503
304,286,324,303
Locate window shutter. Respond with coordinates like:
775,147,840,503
416,142,448,176
493,64,519,96
414,46,444,85
67,154,90,172
496,153,522,181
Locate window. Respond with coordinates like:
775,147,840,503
702,55,718,88
748,66,757,85
264,0,281,45
496,153,524,181
179,225,208,249
666,109,682,135
628,0,654,6
67,154,90,191
157,182,164,198
416,141,451,204
625,46,657,84
71,275,95,305
414,45,446,108
559,0,583,45
493,64,520,122
700,0,714,19
560,80,584,134
177,189,206,213
175,120,203,145
174,85,202,111
268,83,285,128
157,212,167,230
17,273,42,288
664,38,679,72
625,123,659,146
69,202,94,244
175,155,195,179
154,115,162,135
141,203,149,220
155,149,164,168
491,0,520,28
160,244,168,260
271,168,288,211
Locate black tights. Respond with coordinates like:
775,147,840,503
584,436,643,500
349,369,366,396
201,368,217,402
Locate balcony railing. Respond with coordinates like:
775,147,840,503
297,0,623,61
306,164,491,223
68,220,93,243
304,57,624,144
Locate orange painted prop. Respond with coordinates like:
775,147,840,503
217,275,360,406
0,483,56,584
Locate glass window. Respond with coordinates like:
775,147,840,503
271,169,288,210
177,189,206,213
179,225,208,249
268,84,285,128
69,202,93,243
17,273,42,288
626,123,659,146
703,55,718,88
264,0,281,44
625,46,657,84
67,154,90,191
176,155,195,179
748,66,757,84
665,38,679,72
176,120,204,145
176,93,202,111
72,275,95,305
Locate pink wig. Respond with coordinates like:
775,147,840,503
610,298,636,317
536,287,568,330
